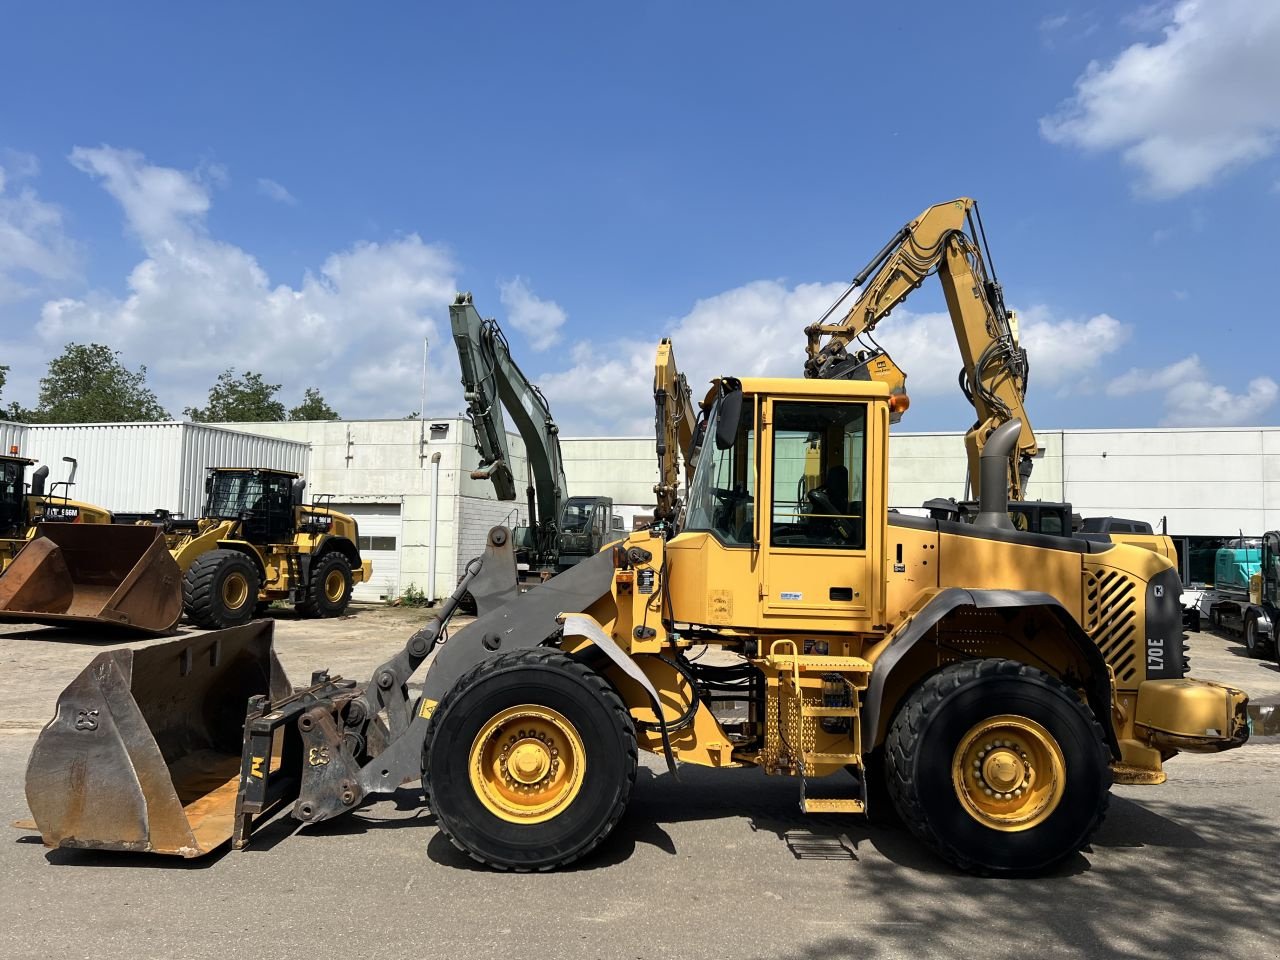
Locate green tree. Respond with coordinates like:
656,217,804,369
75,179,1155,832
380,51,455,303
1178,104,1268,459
26,343,169,423
185,369,287,422
288,386,340,421
0,365,20,422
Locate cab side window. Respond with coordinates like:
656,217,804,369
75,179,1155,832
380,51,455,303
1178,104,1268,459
770,402,866,550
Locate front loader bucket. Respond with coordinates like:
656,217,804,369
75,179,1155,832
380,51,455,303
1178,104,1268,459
25,622,291,857
0,523,182,634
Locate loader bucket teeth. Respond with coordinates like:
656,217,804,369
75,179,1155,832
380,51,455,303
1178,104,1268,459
24,621,290,857
0,523,183,634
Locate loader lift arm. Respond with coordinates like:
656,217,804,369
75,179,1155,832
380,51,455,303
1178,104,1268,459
451,292,568,568
652,338,702,530
803,198,1037,502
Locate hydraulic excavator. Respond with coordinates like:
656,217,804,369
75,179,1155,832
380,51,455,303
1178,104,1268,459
451,293,618,593
22,201,1250,877
805,197,1035,503
651,337,700,532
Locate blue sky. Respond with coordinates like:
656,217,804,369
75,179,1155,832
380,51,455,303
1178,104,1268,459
0,1,1277,434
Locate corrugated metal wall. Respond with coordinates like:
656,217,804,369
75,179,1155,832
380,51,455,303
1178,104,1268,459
20,422,309,516
0,421,28,458
178,424,310,517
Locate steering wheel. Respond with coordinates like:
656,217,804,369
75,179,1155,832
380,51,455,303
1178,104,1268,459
806,489,856,542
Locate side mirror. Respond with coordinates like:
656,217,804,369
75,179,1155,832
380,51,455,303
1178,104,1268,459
715,384,743,451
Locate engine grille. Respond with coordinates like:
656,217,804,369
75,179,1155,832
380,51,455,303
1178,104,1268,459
1083,568,1140,685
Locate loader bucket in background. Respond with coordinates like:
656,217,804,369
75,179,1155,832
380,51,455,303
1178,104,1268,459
0,523,182,634
25,622,291,857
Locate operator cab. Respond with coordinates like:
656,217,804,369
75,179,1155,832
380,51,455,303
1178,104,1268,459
204,468,300,543
671,375,886,628
0,456,33,539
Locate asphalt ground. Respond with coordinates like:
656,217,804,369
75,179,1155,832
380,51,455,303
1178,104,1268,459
1,607,1278,960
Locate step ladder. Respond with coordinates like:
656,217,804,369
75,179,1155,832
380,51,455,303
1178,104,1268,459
765,648,871,814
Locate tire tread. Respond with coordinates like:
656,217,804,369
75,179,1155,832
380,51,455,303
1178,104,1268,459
885,658,1111,875
424,647,637,872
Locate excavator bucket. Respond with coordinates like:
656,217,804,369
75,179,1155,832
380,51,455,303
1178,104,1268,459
24,621,291,857
0,523,182,634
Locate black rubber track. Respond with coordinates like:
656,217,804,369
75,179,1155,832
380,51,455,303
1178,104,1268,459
885,658,1111,876
297,551,353,618
183,549,260,629
423,648,637,872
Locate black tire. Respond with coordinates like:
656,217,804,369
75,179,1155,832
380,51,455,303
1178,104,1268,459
886,658,1111,876
297,552,353,618
183,549,261,629
1244,615,1266,659
423,648,637,871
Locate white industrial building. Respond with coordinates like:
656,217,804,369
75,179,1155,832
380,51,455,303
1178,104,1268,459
5,416,1279,602
5,421,308,517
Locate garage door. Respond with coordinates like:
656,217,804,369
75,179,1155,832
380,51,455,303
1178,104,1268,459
332,503,402,602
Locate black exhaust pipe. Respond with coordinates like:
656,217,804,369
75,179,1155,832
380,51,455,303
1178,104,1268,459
30,465,49,498
972,419,1023,531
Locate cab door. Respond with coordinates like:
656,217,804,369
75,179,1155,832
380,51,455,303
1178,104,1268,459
759,396,881,627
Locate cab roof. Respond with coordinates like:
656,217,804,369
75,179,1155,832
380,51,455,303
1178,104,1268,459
208,467,301,478
735,377,891,400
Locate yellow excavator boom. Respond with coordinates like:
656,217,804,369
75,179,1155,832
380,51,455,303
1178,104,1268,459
652,338,701,529
804,198,1037,502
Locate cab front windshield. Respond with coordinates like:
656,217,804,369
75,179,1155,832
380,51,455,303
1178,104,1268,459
206,472,290,519
561,501,594,533
684,391,755,545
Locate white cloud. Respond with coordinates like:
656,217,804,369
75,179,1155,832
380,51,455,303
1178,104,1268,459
536,280,1133,434
1017,308,1130,388
1107,353,1278,425
1040,0,1280,196
41,146,460,418
498,276,566,351
0,152,78,303
257,177,297,205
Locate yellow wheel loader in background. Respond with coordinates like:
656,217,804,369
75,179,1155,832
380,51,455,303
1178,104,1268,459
0,454,114,567
0,453,182,634
162,467,372,628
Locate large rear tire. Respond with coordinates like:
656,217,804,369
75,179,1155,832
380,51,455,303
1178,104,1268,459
886,658,1111,876
423,648,637,871
183,549,261,629
297,552,353,618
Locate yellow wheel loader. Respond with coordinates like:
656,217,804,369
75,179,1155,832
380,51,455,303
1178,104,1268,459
0,454,182,634
15,200,1249,874
0,454,114,568
21,379,1248,874
164,468,372,629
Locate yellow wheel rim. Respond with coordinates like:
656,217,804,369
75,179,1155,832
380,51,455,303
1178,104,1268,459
324,568,346,603
468,704,586,824
951,714,1066,832
222,572,250,610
